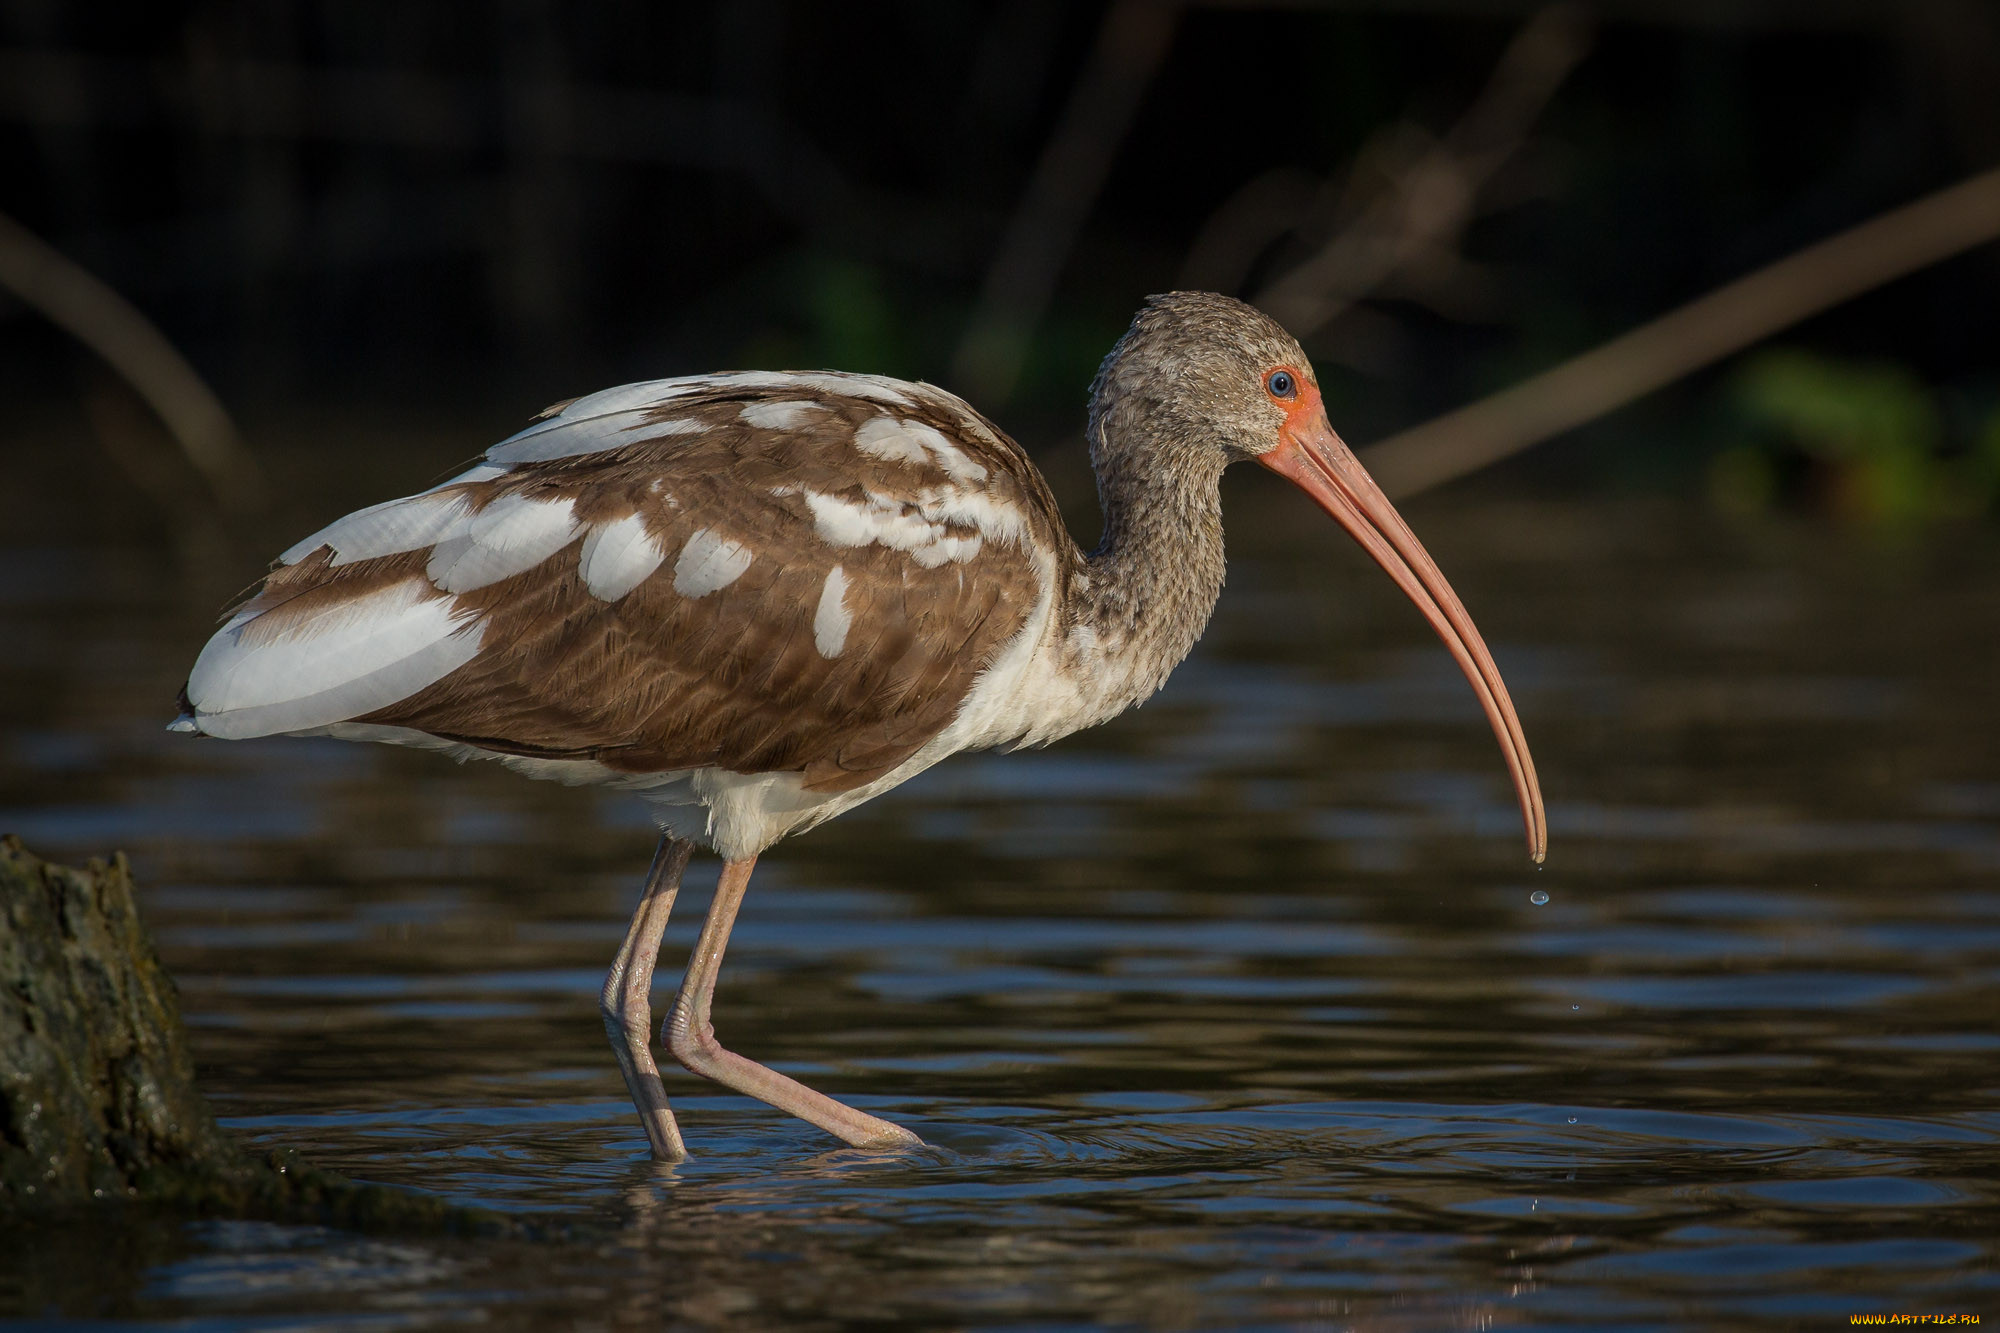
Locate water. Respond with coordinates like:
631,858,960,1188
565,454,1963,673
2,422,1997,1328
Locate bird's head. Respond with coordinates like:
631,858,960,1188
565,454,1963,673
1091,290,1547,864
1087,290,1320,471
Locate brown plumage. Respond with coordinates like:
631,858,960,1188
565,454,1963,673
173,292,1546,1161
346,385,1058,791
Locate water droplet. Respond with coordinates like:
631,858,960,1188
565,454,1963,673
1570,1003,1581,1011
1529,890,1549,906
1566,1116,1578,1124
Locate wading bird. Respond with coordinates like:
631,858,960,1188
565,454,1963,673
173,292,1545,1160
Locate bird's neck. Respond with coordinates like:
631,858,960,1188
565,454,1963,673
1065,436,1229,719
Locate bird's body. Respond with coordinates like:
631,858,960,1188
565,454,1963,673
174,367,1216,860
174,293,1544,1159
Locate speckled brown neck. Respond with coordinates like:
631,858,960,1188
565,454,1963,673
1072,418,1230,714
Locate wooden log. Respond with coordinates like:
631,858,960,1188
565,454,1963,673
0,836,558,1236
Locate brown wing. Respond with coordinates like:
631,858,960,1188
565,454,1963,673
223,377,1066,793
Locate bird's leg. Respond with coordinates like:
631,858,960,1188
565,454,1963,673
664,855,923,1150
600,836,695,1161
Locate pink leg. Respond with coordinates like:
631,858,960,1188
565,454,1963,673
664,855,923,1150
599,837,695,1161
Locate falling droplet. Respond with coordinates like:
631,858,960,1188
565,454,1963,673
1530,890,1550,906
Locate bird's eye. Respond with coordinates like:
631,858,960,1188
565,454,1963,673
1266,369,1296,400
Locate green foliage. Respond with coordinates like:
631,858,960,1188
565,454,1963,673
1713,348,2000,524
801,256,902,375
730,253,921,381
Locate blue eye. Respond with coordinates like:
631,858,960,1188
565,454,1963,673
1266,370,1296,400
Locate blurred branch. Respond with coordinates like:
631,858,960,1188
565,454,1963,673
1252,3,1592,341
950,0,1182,406
0,208,262,514
1359,166,2000,498
1174,167,1320,297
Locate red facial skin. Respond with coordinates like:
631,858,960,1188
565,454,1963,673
1255,368,1547,864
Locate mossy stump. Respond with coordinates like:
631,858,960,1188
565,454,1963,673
0,835,546,1235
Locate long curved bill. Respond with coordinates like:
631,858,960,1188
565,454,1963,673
1259,404,1547,863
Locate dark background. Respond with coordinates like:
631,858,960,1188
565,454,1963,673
4,0,1997,523
5,10,2000,1323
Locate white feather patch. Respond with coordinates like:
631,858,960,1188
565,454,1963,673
787,487,984,568
672,528,754,597
813,565,851,658
578,513,666,601
852,416,931,467
538,379,685,420
511,376,716,428
739,399,825,430
279,491,474,567
851,416,988,483
184,579,483,739
907,421,989,483
916,485,1028,544
482,372,928,465
488,410,706,465
426,494,580,593
688,371,803,393
423,462,509,493
786,372,913,406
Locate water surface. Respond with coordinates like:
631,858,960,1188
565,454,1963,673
2,425,1996,1329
